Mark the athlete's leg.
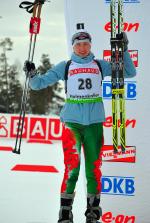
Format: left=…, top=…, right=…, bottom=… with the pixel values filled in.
left=83, top=123, right=103, bottom=222
left=58, top=123, right=82, bottom=222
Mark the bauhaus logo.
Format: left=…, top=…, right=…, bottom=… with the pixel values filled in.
left=104, top=22, right=140, bottom=32
left=10, top=116, right=63, bottom=141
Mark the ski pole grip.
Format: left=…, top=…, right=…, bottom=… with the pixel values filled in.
left=19, top=1, right=34, bottom=13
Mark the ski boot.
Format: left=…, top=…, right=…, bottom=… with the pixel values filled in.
left=85, top=194, right=102, bottom=223
left=58, top=193, right=75, bottom=223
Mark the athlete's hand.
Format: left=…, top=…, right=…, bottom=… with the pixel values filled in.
left=116, top=32, right=129, bottom=52
left=23, top=60, right=37, bottom=78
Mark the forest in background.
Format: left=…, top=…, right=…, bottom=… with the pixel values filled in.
left=0, top=38, right=65, bottom=115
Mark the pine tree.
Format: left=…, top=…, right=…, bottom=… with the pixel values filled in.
left=0, top=38, right=23, bottom=113
left=8, top=64, right=23, bottom=113
left=29, top=54, right=65, bottom=115
left=0, top=38, right=12, bottom=112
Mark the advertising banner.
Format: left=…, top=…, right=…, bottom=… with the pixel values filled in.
left=64, top=0, right=150, bottom=222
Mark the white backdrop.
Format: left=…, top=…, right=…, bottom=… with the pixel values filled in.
left=64, top=0, right=150, bottom=222
left=0, top=0, right=150, bottom=223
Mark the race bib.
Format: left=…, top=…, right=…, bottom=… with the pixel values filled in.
left=66, top=61, right=103, bottom=103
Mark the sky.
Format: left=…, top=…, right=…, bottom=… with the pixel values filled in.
left=0, top=0, right=69, bottom=68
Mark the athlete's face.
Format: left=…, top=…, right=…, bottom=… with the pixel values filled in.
left=73, top=42, right=91, bottom=57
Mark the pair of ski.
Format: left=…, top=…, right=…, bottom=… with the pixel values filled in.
left=110, top=0, right=126, bottom=153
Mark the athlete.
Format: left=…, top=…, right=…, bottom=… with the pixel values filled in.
left=24, top=31, right=136, bottom=223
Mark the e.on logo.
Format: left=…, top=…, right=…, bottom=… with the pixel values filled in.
left=104, top=22, right=140, bottom=32
left=103, top=116, right=136, bottom=129
left=102, top=211, right=135, bottom=223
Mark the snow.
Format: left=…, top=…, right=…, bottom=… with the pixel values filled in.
left=0, top=137, right=150, bottom=223
left=0, top=139, right=86, bottom=223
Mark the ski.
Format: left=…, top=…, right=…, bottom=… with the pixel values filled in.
left=110, top=0, right=118, bottom=153
left=118, top=0, right=126, bottom=153
left=110, top=0, right=126, bottom=153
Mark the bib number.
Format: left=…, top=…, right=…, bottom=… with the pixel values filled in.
left=78, top=78, right=92, bottom=90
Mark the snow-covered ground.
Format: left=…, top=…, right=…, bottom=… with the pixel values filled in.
left=0, top=139, right=87, bottom=223
left=0, top=138, right=150, bottom=223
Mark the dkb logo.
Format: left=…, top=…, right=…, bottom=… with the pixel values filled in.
left=102, top=81, right=137, bottom=100
left=102, top=176, right=135, bottom=196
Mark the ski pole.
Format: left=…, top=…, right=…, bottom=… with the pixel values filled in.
left=12, top=0, right=45, bottom=154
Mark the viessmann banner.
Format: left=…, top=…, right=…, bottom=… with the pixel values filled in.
left=64, top=0, right=150, bottom=222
